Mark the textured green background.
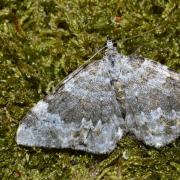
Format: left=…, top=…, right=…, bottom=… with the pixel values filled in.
left=0, top=0, right=180, bottom=179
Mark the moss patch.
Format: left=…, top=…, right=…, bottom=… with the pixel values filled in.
left=0, top=0, right=179, bottom=179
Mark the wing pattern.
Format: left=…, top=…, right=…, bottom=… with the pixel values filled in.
left=16, top=40, right=180, bottom=153
left=113, top=55, right=180, bottom=148
left=16, top=59, right=126, bottom=153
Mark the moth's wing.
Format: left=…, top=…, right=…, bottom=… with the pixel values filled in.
left=113, top=55, right=180, bottom=148
left=16, top=59, right=126, bottom=154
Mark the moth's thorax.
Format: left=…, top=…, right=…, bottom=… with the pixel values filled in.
left=106, top=39, right=114, bottom=49
left=105, top=40, right=118, bottom=57
left=104, top=40, right=118, bottom=68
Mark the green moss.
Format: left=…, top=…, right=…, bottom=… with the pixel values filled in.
left=0, top=0, right=179, bottom=179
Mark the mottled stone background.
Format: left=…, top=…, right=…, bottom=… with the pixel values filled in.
left=0, top=0, right=179, bottom=179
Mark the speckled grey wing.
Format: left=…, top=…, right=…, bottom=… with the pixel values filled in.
left=16, top=59, right=125, bottom=154
left=113, top=55, right=180, bottom=148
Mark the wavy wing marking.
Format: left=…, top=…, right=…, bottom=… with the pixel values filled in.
left=114, top=55, right=180, bottom=148
left=16, top=59, right=125, bottom=154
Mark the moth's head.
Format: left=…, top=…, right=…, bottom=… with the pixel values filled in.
left=106, top=37, right=117, bottom=50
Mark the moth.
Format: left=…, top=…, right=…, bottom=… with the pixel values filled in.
left=16, top=39, right=180, bottom=154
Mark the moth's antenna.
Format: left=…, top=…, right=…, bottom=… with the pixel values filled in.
left=54, top=40, right=109, bottom=91
left=86, top=37, right=118, bottom=62
left=121, top=27, right=157, bottom=42
left=87, top=45, right=106, bottom=62
left=120, top=26, right=159, bottom=56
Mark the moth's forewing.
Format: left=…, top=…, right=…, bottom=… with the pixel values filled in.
left=113, top=55, right=180, bottom=148
left=16, top=58, right=126, bottom=154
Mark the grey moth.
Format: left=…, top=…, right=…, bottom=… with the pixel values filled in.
left=16, top=39, right=180, bottom=154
